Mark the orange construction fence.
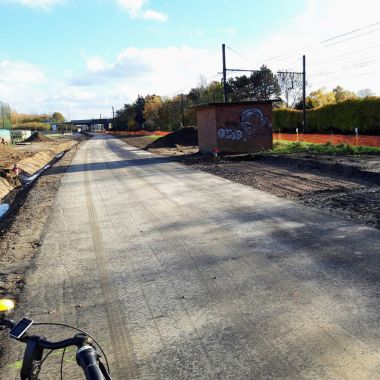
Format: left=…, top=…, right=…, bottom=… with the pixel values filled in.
left=274, top=133, right=380, bottom=147
left=105, top=130, right=380, bottom=147
left=105, top=130, right=170, bottom=136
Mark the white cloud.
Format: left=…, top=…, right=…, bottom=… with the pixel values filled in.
left=217, top=27, right=235, bottom=35
left=0, top=60, right=45, bottom=84
left=0, top=45, right=220, bottom=118
left=142, top=9, right=167, bottom=21
left=0, top=60, right=50, bottom=114
left=85, top=56, right=109, bottom=72
left=117, top=0, right=167, bottom=21
left=117, top=0, right=144, bottom=16
left=239, top=0, right=380, bottom=94
left=0, top=0, right=64, bottom=10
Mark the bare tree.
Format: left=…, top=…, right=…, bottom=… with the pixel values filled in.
left=277, top=71, right=304, bottom=108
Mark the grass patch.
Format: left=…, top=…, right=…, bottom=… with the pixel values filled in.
left=272, top=140, right=380, bottom=155
left=146, top=135, right=161, bottom=139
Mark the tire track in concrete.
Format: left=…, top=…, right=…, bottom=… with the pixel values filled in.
left=101, top=142, right=321, bottom=377
left=91, top=139, right=218, bottom=378
left=83, top=148, right=139, bottom=380
left=90, top=158, right=166, bottom=379
left=104, top=138, right=380, bottom=378
left=93, top=152, right=220, bottom=379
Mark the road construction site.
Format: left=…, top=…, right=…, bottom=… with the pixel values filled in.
left=0, top=133, right=379, bottom=379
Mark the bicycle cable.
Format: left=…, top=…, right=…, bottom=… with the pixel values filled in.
left=40, top=349, right=54, bottom=366
left=60, top=347, right=66, bottom=380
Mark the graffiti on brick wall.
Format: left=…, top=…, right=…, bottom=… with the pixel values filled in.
left=217, top=108, right=271, bottom=143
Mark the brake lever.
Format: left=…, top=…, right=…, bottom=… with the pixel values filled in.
left=0, top=318, right=16, bottom=330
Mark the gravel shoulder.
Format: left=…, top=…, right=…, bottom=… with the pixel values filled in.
left=0, top=142, right=83, bottom=300
left=177, top=153, right=380, bottom=229
left=0, top=142, right=84, bottom=370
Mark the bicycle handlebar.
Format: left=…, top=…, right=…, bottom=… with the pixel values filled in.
left=20, top=335, right=76, bottom=350
left=0, top=318, right=111, bottom=380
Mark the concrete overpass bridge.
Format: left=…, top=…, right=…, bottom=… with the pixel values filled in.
left=69, top=118, right=113, bottom=131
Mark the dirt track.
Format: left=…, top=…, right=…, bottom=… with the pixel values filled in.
left=176, top=153, right=380, bottom=229
left=117, top=135, right=380, bottom=229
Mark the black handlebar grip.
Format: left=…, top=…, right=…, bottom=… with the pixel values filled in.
left=76, top=345, right=105, bottom=380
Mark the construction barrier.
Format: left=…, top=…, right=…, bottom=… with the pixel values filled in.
left=273, top=133, right=380, bottom=147
left=105, top=130, right=170, bottom=136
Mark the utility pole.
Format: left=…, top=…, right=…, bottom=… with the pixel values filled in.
left=222, top=44, right=228, bottom=103
left=112, top=106, right=115, bottom=130
left=1, top=102, right=5, bottom=129
left=181, top=94, right=185, bottom=127
left=302, top=55, right=306, bottom=132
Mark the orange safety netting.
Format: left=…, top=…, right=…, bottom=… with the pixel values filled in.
left=105, top=130, right=170, bottom=136
left=273, top=133, right=380, bottom=147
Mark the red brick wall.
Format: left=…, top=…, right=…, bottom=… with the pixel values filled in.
left=197, top=102, right=273, bottom=153
left=197, top=107, right=217, bottom=152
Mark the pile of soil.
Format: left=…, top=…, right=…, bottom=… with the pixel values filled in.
left=146, top=127, right=198, bottom=149
left=24, top=132, right=52, bottom=142
left=0, top=145, right=31, bottom=169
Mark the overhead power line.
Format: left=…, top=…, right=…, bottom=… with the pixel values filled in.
left=321, top=20, right=380, bottom=43
left=226, top=45, right=253, bottom=65
left=251, top=20, right=380, bottom=67
left=311, top=43, right=380, bottom=65
left=324, top=27, right=380, bottom=47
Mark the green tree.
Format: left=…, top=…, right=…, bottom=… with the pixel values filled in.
left=333, top=86, right=357, bottom=103
left=134, top=95, right=145, bottom=129
left=251, top=65, right=281, bottom=100
left=204, top=81, right=224, bottom=103
left=115, top=103, right=135, bottom=130
left=227, top=75, right=253, bottom=101
left=226, top=65, right=280, bottom=101
left=143, top=95, right=163, bottom=130
left=304, top=88, right=336, bottom=108
left=51, top=112, right=65, bottom=123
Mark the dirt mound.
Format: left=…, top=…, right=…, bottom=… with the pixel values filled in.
left=0, top=145, right=30, bottom=168
left=147, top=127, right=198, bottom=149
left=24, top=132, right=52, bottom=142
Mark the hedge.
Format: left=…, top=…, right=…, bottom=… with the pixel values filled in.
left=273, top=97, right=380, bottom=135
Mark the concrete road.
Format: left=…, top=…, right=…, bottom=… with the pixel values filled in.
left=7, top=135, right=380, bottom=379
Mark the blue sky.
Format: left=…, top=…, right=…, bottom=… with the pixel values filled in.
left=0, top=0, right=379, bottom=118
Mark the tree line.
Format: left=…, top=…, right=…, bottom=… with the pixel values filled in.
left=114, top=65, right=284, bottom=132
left=6, top=111, right=66, bottom=130
left=114, top=65, right=375, bottom=132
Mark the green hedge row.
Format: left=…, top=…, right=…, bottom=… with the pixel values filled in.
left=273, top=98, right=380, bottom=135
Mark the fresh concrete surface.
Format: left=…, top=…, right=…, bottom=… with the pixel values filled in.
left=6, top=134, right=380, bottom=379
